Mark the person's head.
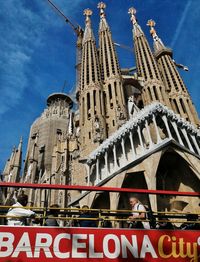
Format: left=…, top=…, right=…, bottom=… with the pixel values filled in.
left=129, top=197, right=139, bottom=208
left=49, top=204, right=60, bottom=216
left=81, top=205, right=90, bottom=214
left=17, top=194, right=28, bottom=206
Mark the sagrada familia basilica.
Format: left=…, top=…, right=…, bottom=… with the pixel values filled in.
left=2, top=3, right=200, bottom=215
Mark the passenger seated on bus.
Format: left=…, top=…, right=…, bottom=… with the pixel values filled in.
left=101, top=217, right=112, bottom=228
left=45, top=204, right=60, bottom=227
left=128, top=197, right=150, bottom=229
left=77, top=205, right=97, bottom=227
left=180, top=213, right=200, bottom=230
left=6, top=193, right=35, bottom=226
left=156, top=217, right=174, bottom=230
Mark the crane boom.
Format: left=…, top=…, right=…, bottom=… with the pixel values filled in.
left=46, top=0, right=84, bottom=94
left=46, top=0, right=83, bottom=36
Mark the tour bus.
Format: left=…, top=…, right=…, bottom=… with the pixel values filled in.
left=0, top=182, right=199, bottom=262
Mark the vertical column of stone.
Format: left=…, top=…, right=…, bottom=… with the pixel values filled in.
left=147, top=19, right=199, bottom=126
left=128, top=8, right=170, bottom=108
left=98, top=2, right=127, bottom=135
left=79, top=8, right=106, bottom=157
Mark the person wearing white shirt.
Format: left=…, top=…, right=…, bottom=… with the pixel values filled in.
left=6, top=193, right=35, bottom=226
left=128, top=197, right=150, bottom=229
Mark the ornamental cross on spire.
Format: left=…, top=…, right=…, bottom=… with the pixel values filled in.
left=147, top=19, right=157, bottom=38
left=97, top=2, right=106, bottom=18
left=128, top=7, right=137, bottom=25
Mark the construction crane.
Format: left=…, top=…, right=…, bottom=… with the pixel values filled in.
left=114, top=42, right=133, bottom=52
left=172, top=59, right=189, bottom=71
left=114, top=42, right=136, bottom=74
left=46, top=0, right=84, bottom=93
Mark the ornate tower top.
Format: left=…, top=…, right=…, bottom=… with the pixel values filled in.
left=128, top=7, right=137, bottom=25
left=128, top=7, right=143, bottom=37
left=83, top=8, right=95, bottom=43
left=97, top=2, right=106, bottom=18
left=147, top=19, right=156, bottom=37
left=98, top=2, right=109, bottom=31
left=146, top=19, right=165, bottom=51
left=84, top=8, right=93, bottom=22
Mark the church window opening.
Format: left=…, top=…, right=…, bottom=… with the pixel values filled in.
left=114, top=82, right=117, bottom=97
left=99, top=91, right=102, bottom=114
left=153, top=86, right=159, bottom=100
left=82, top=97, right=85, bottom=125
left=87, top=93, right=91, bottom=119
left=108, top=84, right=112, bottom=99
left=94, top=90, right=96, bottom=114
left=173, top=99, right=180, bottom=114
left=180, top=98, right=186, bottom=114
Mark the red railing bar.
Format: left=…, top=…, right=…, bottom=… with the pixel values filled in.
left=0, top=182, right=199, bottom=197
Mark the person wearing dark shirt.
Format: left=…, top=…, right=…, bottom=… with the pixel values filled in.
left=180, top=213, right=200, bottom=230
left=45, top=204, right=60, bottom=227
left=78, top=205, right=97, bottom=227
left=156, top=217, right=174, bottom=230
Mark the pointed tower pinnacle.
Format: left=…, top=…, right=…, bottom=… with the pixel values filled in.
left=147, top=19, right=165, bottom=52
left=79, top=8, right=106, bottom=156
left=3, top=138, right=23, bottom=184
left=83, top=9, right=94, bottom=43
left=128, top=7, right=144, bottom=37
left=147, top=19, right=199, bottom=125
left=128, top=7, right=170, bottom=108
left=98, top=2, right=109, bottom=31
left=98, top=2, right=127, bottom=134
left=11, top=137, right=23, bottom=183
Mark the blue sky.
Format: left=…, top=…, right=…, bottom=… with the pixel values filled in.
left=0, top=0, right=200, bottom=171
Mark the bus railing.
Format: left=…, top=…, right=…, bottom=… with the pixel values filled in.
left=0, top=182, right=199, bottom=228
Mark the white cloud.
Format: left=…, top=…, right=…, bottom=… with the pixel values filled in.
left=0, top=1, right=45, bottom=116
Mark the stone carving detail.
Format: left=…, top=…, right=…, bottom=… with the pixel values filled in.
left=116, top=105, right=126, bottom=128
left=93, top=117, right=104, bottom=143
left=128, top=96, right=140, bottom=117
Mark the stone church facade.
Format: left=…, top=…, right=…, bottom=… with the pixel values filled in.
left=2, top=3, right=200, bottom=215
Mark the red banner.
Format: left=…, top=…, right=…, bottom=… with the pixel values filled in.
left=0, top=226, right=199, bottom=261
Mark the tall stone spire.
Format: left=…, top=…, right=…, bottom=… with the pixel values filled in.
left=128, top=7, right=170, bottom=107
left=98, top=2, right=127, bottom=134
left=147, top=19, right=199, bottom=125
left=2, top=138, right=22, bottom=184
left=12, top=137, right=23, bottom=183
left=79, top=8, right=106, bottom=156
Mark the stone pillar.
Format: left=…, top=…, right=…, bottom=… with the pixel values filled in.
left=104, top=151, right=109, bottom=175
left=129, top=131, right=136, bottom=159
left=121, top=138, right=127, bottom=161
left=190, top=134, right=200, bottom=155
left=162, top=115, right=172, bottom=139
left=181, top=129, right=194, bottom=153
left=145, top=120, right=154, bottom=148
left=152, top=115, right=161, bottom=143
left=87, top=165, right=91, bottom=186
left=137, top=126, right=144, bottom=153
left=96, top=158, right=100, bottom=184
left=113, top=145, right=118, bottom=169
left=170, top=121, right=184, bottom=146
